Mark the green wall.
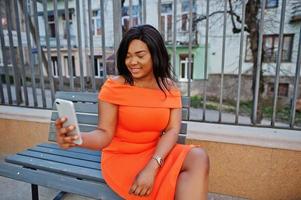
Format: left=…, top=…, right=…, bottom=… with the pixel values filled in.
left=167, top=45, right=207, bottom=80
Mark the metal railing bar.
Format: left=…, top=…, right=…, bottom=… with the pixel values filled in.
left=33, top=0, right=46, bottom=107
left=129, top=0, right=133, bottom=28
left=64, top=0, right=75, bottom=90
left=76, top=0, right=85, bottom=91
left=54, top=0, right=63, bottom=91
left=235, top=0, right=246, bottom=124
left=202, top=0, right=209, bottom=121
left=100, top=0, right=107, bottom=79
left=252, top=0, right=266, bottom=124
left=172, top=0, right=177, bottom=76
left=289, top=26, right=301, bottom=128
left=113, top=0, right=122, bottom=75
left=6, top=0, right=22, bottom=105
left=43, top=0, right=55, bottom=103
left=23, top=0, right=38, bottom=107
left=0, top=8, right=12, bottom=104
left=14, top=0, right=29, bottom=106
left=218, top=0, right=227, bottom=122
left=187, top=0, right=194, bottom=120
left=158, top=0, right=161, bottom=33
left=88, top=0, right=96, bottom=92
left=142, top=0, right=146, bottom=24
left=271, top=0, right=287, bottom=126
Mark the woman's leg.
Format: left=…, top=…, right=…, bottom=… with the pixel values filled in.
left=175, top=147, right=210, bottom=200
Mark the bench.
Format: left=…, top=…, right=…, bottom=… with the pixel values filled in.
left=0, top=91, right=189, bottom=200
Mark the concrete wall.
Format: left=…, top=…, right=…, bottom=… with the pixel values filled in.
left=186, top=139, right=301, bottom=200
left=0, top=119, right=49, bottom=157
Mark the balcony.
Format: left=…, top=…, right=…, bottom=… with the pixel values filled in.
left=290, top=0, right=301, bottom=23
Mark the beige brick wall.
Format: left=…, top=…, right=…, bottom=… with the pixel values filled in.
left=187, top=139, right=301, bottom=200
left=0, top=119, right=49, bottom=157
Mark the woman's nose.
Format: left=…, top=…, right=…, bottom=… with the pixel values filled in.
left=129, top=57, right=138, bottom=65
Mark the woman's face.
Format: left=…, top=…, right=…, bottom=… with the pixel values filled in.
left=125, top=39, right=154, bottom=81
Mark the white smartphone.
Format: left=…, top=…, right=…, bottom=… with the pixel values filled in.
left=55, top=98, right=83, bottom=145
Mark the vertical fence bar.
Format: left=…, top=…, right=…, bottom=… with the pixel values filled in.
left=0, top=8, right=12, bottom=104
left=6, top=0, right=22, bottom=105
left=142, top=0, right=146, bottom=24
left=129, top=0, right=133, bottom=28
left=88, top=0, right=96, bottom=91
left=218, top=0, right=227, bottom=122
left=113, top=0, right=122, bottom=74
left=54, top=0, right=63, bottom=90
left=100, top=0, right=107, bottom=79
left=172, top=0, right=177, bottom=75
left=14, top=0, right=29, bottom=106
left=202, top=0, right=209, bottom=121
left=289, top=27, right=301, bottom=128
left=252, top=0, right=266, bottom=124
left=23, top=0, right=38, bottom=107
left=158, top=0, right=161, bottom=32
left=235, top=0, right=246, bottom=124
left=43, top=0, right=55, bottom=103
left=33, top=0, right=46, bottom=107
left=64, top=0, right=74, bottom=90
left=76, top=0, right=85, bottom=91
left=271, top=0, right=287, bottom=126
left=186, top=0, right=194, bottom=120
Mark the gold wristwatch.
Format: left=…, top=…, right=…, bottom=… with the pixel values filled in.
left=152, top=156, right=164, bottom=167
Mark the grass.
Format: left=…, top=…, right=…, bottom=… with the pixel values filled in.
left=190, top=95, right=301, bottom=125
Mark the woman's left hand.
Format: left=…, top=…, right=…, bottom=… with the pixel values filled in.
left=129, top=161, right=159, bottom=196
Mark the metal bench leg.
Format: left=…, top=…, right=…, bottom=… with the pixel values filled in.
left=31, top=184, right=39, bottom=200
left=53, top=191, right=67, bottom=200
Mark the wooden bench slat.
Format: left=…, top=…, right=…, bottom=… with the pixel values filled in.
left=56, top=92, right=98, bottom=103
left=51, top=112, right=98, bottom=125
left=0, top=163, right=122, bottom=200
left=54, top=102, right=98, bottom=114
left=5, top=154, right=104, bottom=182
left=30, top=146, right=101, bottom=162
left=38, top=143, right=101, bottom=156
left=18, top=150, right=100, bottom=170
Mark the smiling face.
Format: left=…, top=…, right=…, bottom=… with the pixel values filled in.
left=125, top=39, right=154, bottom=81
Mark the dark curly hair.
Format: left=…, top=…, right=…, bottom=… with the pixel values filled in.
left=117, top=24, right=175, bottom=92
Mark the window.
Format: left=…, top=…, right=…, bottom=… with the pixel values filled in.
left=161, top=3, right=173, bottom=42
left=63, top=56, right=76, bottom=77
left=48, top=15, right=56, bottom=38
left=181, top=0, right=197, bottom=32
left=267, top=82, right=289, bottom=97
left=92, top=10, right=102, bottom=36
left=179, top=54, right=193, bottom=81
left=94, top=56, right=104, bottom=78
left=51, top=56, right=58, bottom=77
left=122, top=5, right=140, bottom=32
left=245, top=34, right=294, bottom=63
left=265, top=0, right=278, bottom=9
left=0, top=47, right=12, bottom=66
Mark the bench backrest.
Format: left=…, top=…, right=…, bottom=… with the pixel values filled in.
left=49, top=91, right=189, bottom=144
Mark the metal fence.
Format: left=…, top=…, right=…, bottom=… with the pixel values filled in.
left=0, top=0, right=300, bottom=130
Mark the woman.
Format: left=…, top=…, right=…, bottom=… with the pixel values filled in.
left=56, top=24, right=209, bottom=200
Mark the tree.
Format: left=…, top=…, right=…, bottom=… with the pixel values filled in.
left=194, top=0, right=266, bottom=123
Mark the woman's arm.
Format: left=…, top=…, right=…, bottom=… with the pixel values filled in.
left=56, top=100, right=118, bottom=150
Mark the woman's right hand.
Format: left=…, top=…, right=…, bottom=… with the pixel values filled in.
left=55, top=117, right=79, bottom=149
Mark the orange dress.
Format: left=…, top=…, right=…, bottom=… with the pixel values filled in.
left=98, top=78, right=192, bottom=200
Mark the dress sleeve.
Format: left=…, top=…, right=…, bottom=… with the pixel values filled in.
left=98, top=79, right=182, bottom=108
left=98, top=79, right=124, bottom=105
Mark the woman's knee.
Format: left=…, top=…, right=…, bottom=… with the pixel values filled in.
left=186, top=147, right=210, bottom=174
